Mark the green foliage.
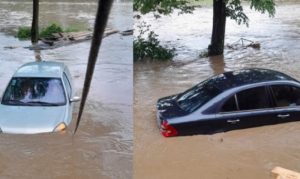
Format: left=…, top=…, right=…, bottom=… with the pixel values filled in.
left=16, top=24, right=80, bottom=40
left=226, top=0, right=249, bottom=26
left=250, top=0, right=275, bottom=17
left=134, top=0, right=275, bottom=26
left=225, top=0, right=275, bottom=27
left=134, top=22, right=175, bottom=61
left=134, top=0, right=195, bottom=15
left=39, top=23, right=63, bottom=38
left=16, top=27, right=31, bottom=39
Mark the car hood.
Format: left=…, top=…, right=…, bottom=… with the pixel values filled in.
left=0, top=104, right=67, bottom=134
left=157, top=94, right=188, bottom=119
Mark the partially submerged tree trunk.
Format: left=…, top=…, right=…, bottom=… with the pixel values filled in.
left=31, top=0, right=39, bottom=44
left=208, top=0, right=226, bottom=56
left=74, top=0, right=114, bottom=134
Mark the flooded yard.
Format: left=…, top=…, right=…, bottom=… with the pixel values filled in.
left=0, top=0, right=132, bottom=179
left=134, top=2, right=300, bottom=179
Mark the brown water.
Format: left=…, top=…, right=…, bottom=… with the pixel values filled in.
left=134, top=2, right=300, bottom=179
left=0, top=1, right=132, bottom=179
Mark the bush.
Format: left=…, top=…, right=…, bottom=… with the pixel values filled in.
left=39, top=23, right=63, bottom=38
left=134, top=22, right=175, bottom=61
left=16, top=24, right=83, bottom=40
left=16, top=27, right=31, bottom=39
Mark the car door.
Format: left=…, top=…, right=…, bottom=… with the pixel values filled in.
left=269, top=84, right=300, bottom=124
left=212, top=95, right=240, bottom=133
left=216, top=86, right=277, bottom=132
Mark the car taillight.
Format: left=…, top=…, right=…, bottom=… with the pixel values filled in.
left=160, top=120, right=178, bottom=137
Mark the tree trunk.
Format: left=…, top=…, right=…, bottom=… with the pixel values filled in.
left=74, top=0, right=114, bottom=134
left=208, top=0, right=226, bottom=56
left=31, top=0, right=39, bottom=44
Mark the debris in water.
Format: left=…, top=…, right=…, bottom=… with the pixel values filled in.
left=26, top=28, right=119, bottom=50
left=120, top=29, right=133, bottom=36
left=199, top=49, right=209, bottom=58
left=4, top=46, right=19, bottom=49
left=226, top=38, right=261, bottom=50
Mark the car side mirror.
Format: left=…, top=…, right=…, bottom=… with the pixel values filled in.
left=70, top=96, right=80, bottom=103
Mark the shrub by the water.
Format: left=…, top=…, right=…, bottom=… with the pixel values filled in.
left=39, top=23, right=63, bottom=38
left=134, top=22, right=175, bottom=61
left=16, top=27, right=31, bottom=39
left=16, top=24, right=80, bottom=40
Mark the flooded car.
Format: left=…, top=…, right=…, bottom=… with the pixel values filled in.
left=157, top=68, right=300, bottom=137
left=0, top=61, right=80, bottom=134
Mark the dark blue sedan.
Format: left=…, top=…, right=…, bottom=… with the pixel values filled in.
left=156, top=68, right=300, bottom=137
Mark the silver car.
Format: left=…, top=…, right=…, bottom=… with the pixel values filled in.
left=0, top=61, right=80, bottom=134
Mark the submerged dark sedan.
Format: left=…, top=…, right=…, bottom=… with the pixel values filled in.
left=156, top=68, right=300, bottom=137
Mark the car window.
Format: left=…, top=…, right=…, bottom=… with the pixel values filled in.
left=220, top=95, right=238, bottom=112
left=236, top=86, right=270, bottom=111
left=271, top=85, right=300, bottom=107
left=63, top=73, right=71, bottom=98
left=1, top=77, right=66, bottom=106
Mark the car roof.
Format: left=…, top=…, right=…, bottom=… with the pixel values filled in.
left=205, top=68, right=298, bottom=92
left=13, top=61, right=67, bottom=78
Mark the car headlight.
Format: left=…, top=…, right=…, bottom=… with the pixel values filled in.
left=53, top=122, right=66, bottom=132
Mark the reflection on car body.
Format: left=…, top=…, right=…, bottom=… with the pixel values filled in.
left=156, top=68, right=300, bottom=137
left=0, top=61, right=80, bottom=134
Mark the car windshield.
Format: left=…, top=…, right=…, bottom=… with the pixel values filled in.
left=176, top=78, right=221, bottom=113
left=1, top=77, right=66, bottom=106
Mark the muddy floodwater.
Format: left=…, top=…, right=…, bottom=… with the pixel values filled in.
left=134, top=2, right=300, bottom=179
left=0, top=0, right=132, bottom=179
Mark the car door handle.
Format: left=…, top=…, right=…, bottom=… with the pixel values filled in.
left=227, top=119, right=240, bottom=124
left=277, top=114, right=290, bottom=118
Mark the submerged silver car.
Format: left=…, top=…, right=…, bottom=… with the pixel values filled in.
left=0, top=61, right=80, bottom=134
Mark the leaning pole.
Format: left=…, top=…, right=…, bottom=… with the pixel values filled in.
left=74, top=0, right=114, bottom=134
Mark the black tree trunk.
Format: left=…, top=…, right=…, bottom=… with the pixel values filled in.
left=74, top=0, right=114, bottom=133
left=31, top=0, right=39, bottom=44
left=208, top=0, right=226, bottom=56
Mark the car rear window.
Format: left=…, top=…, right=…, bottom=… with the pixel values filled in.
left=1, top=77, right=66, bottom=106
left=271, top=85, right=300, bottom=107
left=176, top=80, right=221, bottom=113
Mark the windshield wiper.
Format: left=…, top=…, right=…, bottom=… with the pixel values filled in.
left=27, top=101, right=60, bottom=106
left=3, top=100, right=26, bottom=105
